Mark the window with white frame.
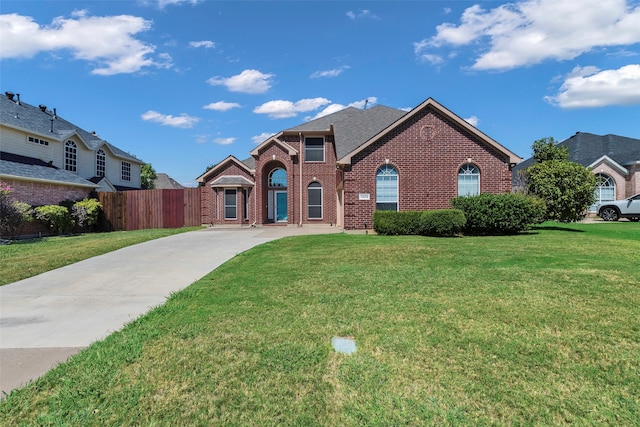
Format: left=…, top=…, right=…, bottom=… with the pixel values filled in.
left=29, top=136, right=49, bottom=146
left=591, top=173, right=616, bottom=212
left=304, top=137, right=324, bottom=162
left=96, top=149, right=106, bottom=177
left=308, top=182, right=322, bottom=219
left=458, top=164, right=480, bottom=196
left=65, top=140, right=77, bottom=172
left=224, top=189, right=237, bottom=220
left=376, top=165, right=398, bottom=211
left=268, top=168, right=287, bottom=187
left=121, top=161, right=131, bottom=182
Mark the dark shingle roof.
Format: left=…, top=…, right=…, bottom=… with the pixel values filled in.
left=1, top=93, right=141, bottom=163
left=0, top=151, right=99, bottom=188
left=514, top=132, right=640, bottom=173
left=285, top=105, right=407, bottom=159
left=241, top=157, right=256, bottom=170
left=154, top=173, right=185, bottom=189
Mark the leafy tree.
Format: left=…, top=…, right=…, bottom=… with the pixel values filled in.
left=524, top=137, right=596, bottom=222
left=141, top=163, right=157, bottom=189
left=532, top=137, right=569, bottom=162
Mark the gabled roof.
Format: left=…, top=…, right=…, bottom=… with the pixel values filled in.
left=210, top=175, right=254, bottom=188
left=587, top=155, right=629, bottom=175
left=283, top=105, right=407, bottom=160
left=338, top=98, right=522, bottom=165
left=513, top=132, right=640, bottom=173
left=154, top=173, right=185, bottom=189
left=250, top=134, right=298, bottom=157
left=196, top=155, right=254, bottom=183
left=0, top=151, right=99, bottom=188
left=1, top=92, right=142, bottom=164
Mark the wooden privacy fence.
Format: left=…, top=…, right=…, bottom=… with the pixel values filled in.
left=98, top=188, right=201, bottom=231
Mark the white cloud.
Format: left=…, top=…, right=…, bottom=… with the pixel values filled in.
left=156, top=0, right=202, bottom=9
left=253, top=98, right=331, bottom=119
left=545, top=64, right=640, bottom=108
left=195, top=134, right=209, bottom=144
left=141, top=110, right=200, bottom=128
left=310, top=65, right=351, bottom=79
left=203, top=101, right=241, bottom=111
left=346, top=10, right=380, bottom=20
left=252, top=132, right=275, bottom=144
left=207, top=69, right=274, bottom=94
left=213, top=137, right=236, bottom=145
left=414, top=0, right=640, bottom=70
left=464, top=116, right=480, bottom=127
left=306, top=97, right=378, bottom=120
left=0, top=11, right=168, bottom=75
left=189, top=40, right=215, bottom=49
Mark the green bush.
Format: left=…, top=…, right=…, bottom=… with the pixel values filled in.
left=72, top=198, right=102, bottom=231
left=451, top=193, right=546, bottom=235
left=373, top=209, right=466, bottom=237
left=35, top=205, right=74, bottom=235
left=0, top=182, right=33, bottom=239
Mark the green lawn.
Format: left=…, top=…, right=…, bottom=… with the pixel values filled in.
left=1, top=223, right=639, bottom=425
left=0, top=227, right=201, bottom=286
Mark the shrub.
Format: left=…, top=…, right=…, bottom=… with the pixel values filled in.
left=72, top=198, right=102, bottom=231
left=35, top=205, right=74, bottom=235
left=373, top=209, right=466, bottom=237
left=451, top=193, right=546, bottom=235
left=0, top=182, right=33, bottom=239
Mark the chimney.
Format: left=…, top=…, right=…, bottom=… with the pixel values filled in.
left=39, top=104, right=47, bottom=112
left=16, top=94, right=21, bottom=105
left=53, top=108, right=57, bottom=119
left=5, top=91, right=14, bottom=101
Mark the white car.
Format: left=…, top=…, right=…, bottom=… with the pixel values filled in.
left=597, top=193, right=640, bottom=222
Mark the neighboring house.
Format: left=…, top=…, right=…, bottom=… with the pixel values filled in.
left=513, top=132, right=640, bottom=211
left=0, top=91, right=144, bottom=206
left=154, top=173, right=185, bottom=189
left=197, top=97, right=522, bottom=230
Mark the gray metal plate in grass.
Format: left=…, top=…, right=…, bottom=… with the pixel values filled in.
left=332, top=336, right=356, bottom=354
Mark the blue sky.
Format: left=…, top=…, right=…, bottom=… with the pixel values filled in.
left=2, top=0, right=640, bottom=187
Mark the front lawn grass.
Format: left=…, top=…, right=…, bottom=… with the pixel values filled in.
left=0, top=227, right=201, bottom=286
left=1, top=222, right=639, bottom=425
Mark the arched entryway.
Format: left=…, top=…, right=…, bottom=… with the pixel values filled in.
left=267, top=166, right=288, bottom=222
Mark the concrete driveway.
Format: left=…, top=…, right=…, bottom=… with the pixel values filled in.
left=0, top=226, right=341, bottom=396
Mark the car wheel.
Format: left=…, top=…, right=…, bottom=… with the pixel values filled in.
left=600, top=207, right=620, bottom=221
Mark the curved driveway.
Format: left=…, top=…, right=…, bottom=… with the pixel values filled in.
left=0, top=226, right=341, bottom=396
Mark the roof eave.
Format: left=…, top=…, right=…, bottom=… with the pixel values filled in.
left=196, top=155, right=254, bottom=183
left=0, top=173, right=100, bottom=189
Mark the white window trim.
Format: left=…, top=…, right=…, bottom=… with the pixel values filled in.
left=308, top=182, right=323, bottom=220
left=304, top=137, right=325, bottom=163
left=224, top=189, right=237, bottom=220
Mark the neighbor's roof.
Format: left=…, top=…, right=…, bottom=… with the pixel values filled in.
left=0, top=92, right=142, bottom=164
left=154, top=173, right=184, bottom=189
left=0, top=152, right=99, bottom=188
left=514, top=132, right=640, bottom=172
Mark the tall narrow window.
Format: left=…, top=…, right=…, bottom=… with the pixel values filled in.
left=304, top=137, right=324, bottom=162
left=225, top=189, right=237, bottom=220
left=376, top=165, right=398, bottom=211
left=243, top=189, right=249, bottom=220
left=458, top=164, right=480, bottom=196
left=96, top=149, right=106, bottom=177
left=121, top=161, right=131, bottom=182
left=65, top=141, right=77, bottom=172
left=591, top=173, right=615, bottom=212
left=308, top=182, right=322, bottom=219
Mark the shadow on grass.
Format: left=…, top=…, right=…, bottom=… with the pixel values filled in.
left=530, top=225, right=585, bottom=233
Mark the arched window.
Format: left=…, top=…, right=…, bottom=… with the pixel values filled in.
left=376, top=165, right=398, bottom=211
left=65, top=141, right=77, bottom=172
left=96, top=149, right=106, bottom=177
left=268, top=168, right=287, bottom=187
left=591, top=173, right=616, bottom=212
left=458, top=164, right=480, bottom=196
left=308, top=182, right=322, bottom=219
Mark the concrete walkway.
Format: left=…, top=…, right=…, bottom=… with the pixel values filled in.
left=0, top=226, right=342, bottom=396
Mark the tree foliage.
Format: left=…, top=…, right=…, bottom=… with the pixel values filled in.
left=524, top=138, right=596, bottom=222
left=141, top=163, right=157, bottom=189
left=0, top=182, right=33, bottom=239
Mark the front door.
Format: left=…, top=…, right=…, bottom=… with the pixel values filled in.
left=275, top=191, right=288, bottom=222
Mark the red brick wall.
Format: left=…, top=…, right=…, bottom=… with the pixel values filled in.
left=4, top=179, right=92, bottom=206
left=343, top=107, right=513, bottom=229
left=200, top=161, right=255, bottom=226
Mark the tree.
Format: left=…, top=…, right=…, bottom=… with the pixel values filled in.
left=524, top=137, right=596, bottom=222
left=141, top=163, right=157, bottom=189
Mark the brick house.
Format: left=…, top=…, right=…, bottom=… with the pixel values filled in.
left=1, top=91, right=144, bottom=207
left=197, top=98, right=522, bottom=230
left=513, top=132, right=640, bottom=211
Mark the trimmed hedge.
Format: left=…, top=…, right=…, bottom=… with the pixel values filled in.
left=450, top=193, right=546, bottom=235
left=373, top=209, right=466, bottom=237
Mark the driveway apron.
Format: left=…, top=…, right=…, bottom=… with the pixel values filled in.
left=0, top=226, right=340, bottom=396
